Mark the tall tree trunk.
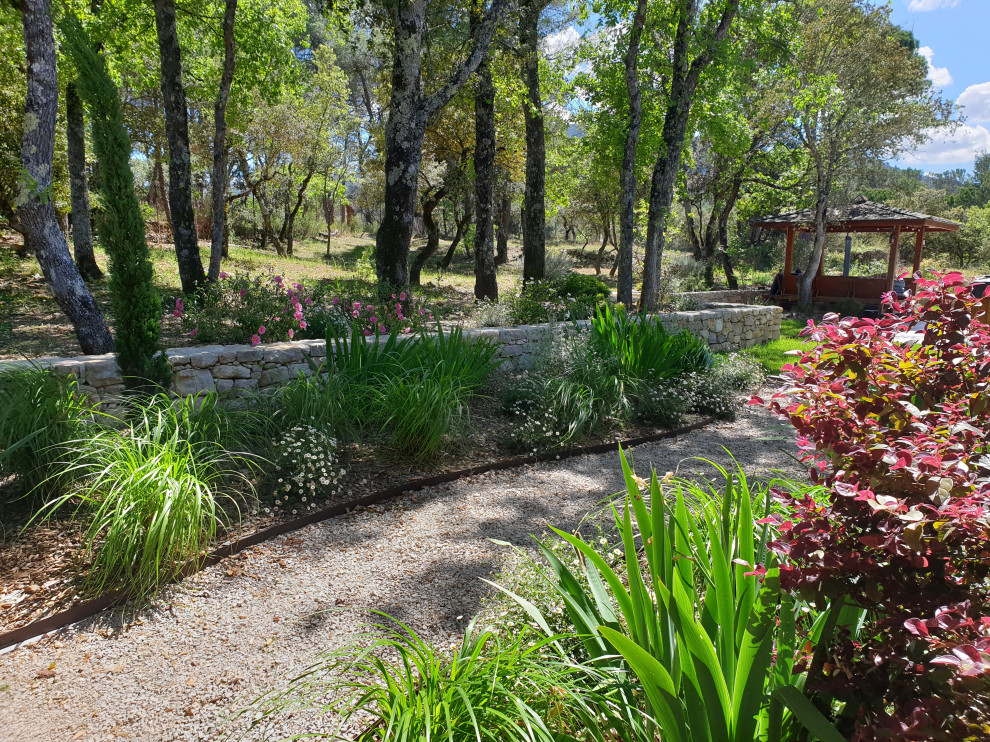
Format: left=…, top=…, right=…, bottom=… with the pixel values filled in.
left=472, top=42, right=498, bottom=301
left=153, top=0, right=205, bottom=293
left=66, top=84, right=103, bottom=281
left=236, top=152, right=284, bottom=255
left=495, top=193, right=510, bottom=266
left=17, top=0, right=113, bottom=354
left=797, top=187, right=829, bottom=309
left=519, top=0, right=545, bottom=284
left=153, top=152, right=172, bottom=236
left=209, top=0, right=236, bottom=282
left=617, top=0, right=648, bottom=308
left=376, top=0, right=507, bottom=294
left=639, top=0, right=740, bottom=312
left=410, top=183, right=447, bottom=285
left=281, top=169, right=314, bottom=258
left=440, top=197, right=473, bottom=269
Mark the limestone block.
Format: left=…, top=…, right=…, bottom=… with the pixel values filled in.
left=233, top=378, right=259, bottom=390
left=213, top=364, right=251, bottom=380
left=263, top=344, right=304, bottom=364
left=188, top=345, right=225, bottom=368
left=307, top=340, right=327, bottom=357
left=215, top=379, right=234, bottom=392
left=174, top=368, right=215, bottom=396
left=260, top=367, right=290, bottom=386
left=287, top=362, right=313, bottom=379
left=500, top=344, right=524, bottom=357
left=237, top=347, right=264, bottom=362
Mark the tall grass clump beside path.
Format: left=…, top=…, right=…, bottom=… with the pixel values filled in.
left=245, top=616, right=618, bottom=742
left=277, top=324, right=501, bottom=460
left=0, top=366, right=94, bottom=501
left=34, top=392, right=259, bottom=597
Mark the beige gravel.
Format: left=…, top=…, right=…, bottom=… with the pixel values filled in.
left=0, top=405, right=799, bottom=742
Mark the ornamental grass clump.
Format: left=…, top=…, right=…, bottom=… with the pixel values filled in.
left=756, top=272, right=990, bottom=739
left=246, top=616, right=616, bottom=741
left=0, top=367, right=93, bottom=499
left=36, top=395, right=255, bottom=597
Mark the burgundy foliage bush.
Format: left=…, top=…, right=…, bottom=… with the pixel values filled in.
left=755, top=273, right=990, bottom=740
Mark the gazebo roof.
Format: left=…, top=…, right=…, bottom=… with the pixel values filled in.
left=751, top=195, right=961, bottom=234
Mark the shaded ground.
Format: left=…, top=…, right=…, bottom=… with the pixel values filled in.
left=0, top=404, right=799, bottom=742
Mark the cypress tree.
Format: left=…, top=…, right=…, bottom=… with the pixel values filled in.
left=60, top=17, right=170, bottom=390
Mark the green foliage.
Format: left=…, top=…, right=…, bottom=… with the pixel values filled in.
left=267, top=423, right=341, bottom=516
left=507, top=274, right=612, bottom=325
left=0, top=367, right=93, bottom=498
left=35, top=394, right=254, bottom=597
left=249, top=616, right=608, bottom=741
left=743, top=318, right=810, bottom=375
left=496, top=450, right=816, bottom=742
left=278, top=325, right=501, bottom=460
left=61, top=17, right=168, bottom=390
left=590, top=303, right=714, bottom=381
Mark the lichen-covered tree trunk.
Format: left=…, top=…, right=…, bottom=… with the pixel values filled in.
left=440, top=197, right=473, bottom=269
left=617, top=0, right=648, bottom=308
left=17, top=0, right=113, bottom=355
left=208, top=0, right=236, bottom=282
left=153, top=0, right=205, bottom=293
left=375, top=0, right=506, bottom=295
left=473, top=35, right=497, bottom=301
left=66, top=82, right=103, bottom=281
left=409, top=183, right=447, bottom=285
left=639, top=0, right=740, bottom=312
left=519, top=0, right=545, bottom=284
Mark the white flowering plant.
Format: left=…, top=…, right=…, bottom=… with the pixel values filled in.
left=265, top=424, right=343, bottom=516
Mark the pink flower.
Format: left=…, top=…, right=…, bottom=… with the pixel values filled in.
left=352, top=310, right=359, bottom=318
left=219, top=272, right=228, bottom=280
left=250, top=334, right=261, bottom=346
left=378, top=324, right=386, bottom=333
left=418, top=309, right=425, bottom=315
left=399, top=292, right=406, bottom=301
left=288, top=329, right=294, bottom=339
left=274, top=275, right=283, bottom=284
left=391, top=294, right=396, bottom=299
left=190, top=329, right=198, bottom=338
left=258, top=325, right=266, bottom=335
left=353, top=302, right=361, bottom=310
left=239, top=289, right=246, bottom=298
left=370, top=316, right=377, bottom=323
left=298, top=321, right=307, bottom=330
left=402, top=327, right=411, bottom=334
left=364, top=329, right=372, bottom=336
left=332, top=298, right=339, bottom=305
left=294, top=311, right=303, bottom=321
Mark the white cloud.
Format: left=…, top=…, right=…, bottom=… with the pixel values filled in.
left=905, top=123, right=990, bottom=165
left=919, top=46, right=953, bottom=87
left=908, top=0, right=960, bottom=11
left=542, top=27, right=581, bottom=59
left=958, top=82, right=990, bottom=123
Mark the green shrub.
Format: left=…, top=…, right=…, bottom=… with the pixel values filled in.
left=554, top=273, right=610, bottom=316
left=834, top=297, right=864, bottom=318
left=496, top=451, right=827, bottom=742
left=37, top=397, right=253, bottom=596
left=267, top=423, right=341, bottom=516
left=61, top=17, right=169, bottom=390
left=507, top=274, right=612, bottom=325
left=0, top=367, right=93, bottom=497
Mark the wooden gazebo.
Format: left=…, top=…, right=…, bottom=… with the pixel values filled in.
left=751, top=196, right=961, bottom=305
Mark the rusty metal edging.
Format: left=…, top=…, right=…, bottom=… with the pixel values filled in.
left=0, top=417, right=715, bottom=651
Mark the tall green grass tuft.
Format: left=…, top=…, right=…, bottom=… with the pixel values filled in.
left=0, top=366, right=94, bottom=498
left=591, top=302, right=714, bottom=381
left=36, top=394, right=255, bottom=597
left=278, top=324, right=501, bottom=459
left=247, top=616, right=617, bottom=741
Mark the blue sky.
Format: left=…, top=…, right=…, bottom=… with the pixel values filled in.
left=876, top=0, right=990, bottom=173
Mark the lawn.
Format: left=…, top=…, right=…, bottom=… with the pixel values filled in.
left=743, top=317, right=812, bottom=375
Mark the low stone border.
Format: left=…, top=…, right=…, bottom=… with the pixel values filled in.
left=0, top=304, right=781, bottom=402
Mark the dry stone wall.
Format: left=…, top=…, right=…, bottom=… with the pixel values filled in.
left=1, top=304, right=781, bottom=403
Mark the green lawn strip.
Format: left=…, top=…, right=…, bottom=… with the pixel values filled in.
left=744, top=318, right=814, bottom=375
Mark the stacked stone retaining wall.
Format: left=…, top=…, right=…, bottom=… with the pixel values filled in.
left=1, top=303, right=781, bottom=403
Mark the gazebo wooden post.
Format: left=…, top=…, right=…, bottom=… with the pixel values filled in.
left=912, top=228, right=925, bottom=276
left=886, top=225, right=902, bottom=291
left=783, top=227, right=795, bottom=278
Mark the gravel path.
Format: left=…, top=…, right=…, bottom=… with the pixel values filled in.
left=0, top=406, right=799, bottom=741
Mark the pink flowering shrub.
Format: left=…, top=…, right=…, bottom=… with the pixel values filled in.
left=755, top=273, right=990, bottom=740
left=176, top=271, right=309, bottom=345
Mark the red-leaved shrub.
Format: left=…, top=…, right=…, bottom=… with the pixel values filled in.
left=755, top=273, right=990, bottom=740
